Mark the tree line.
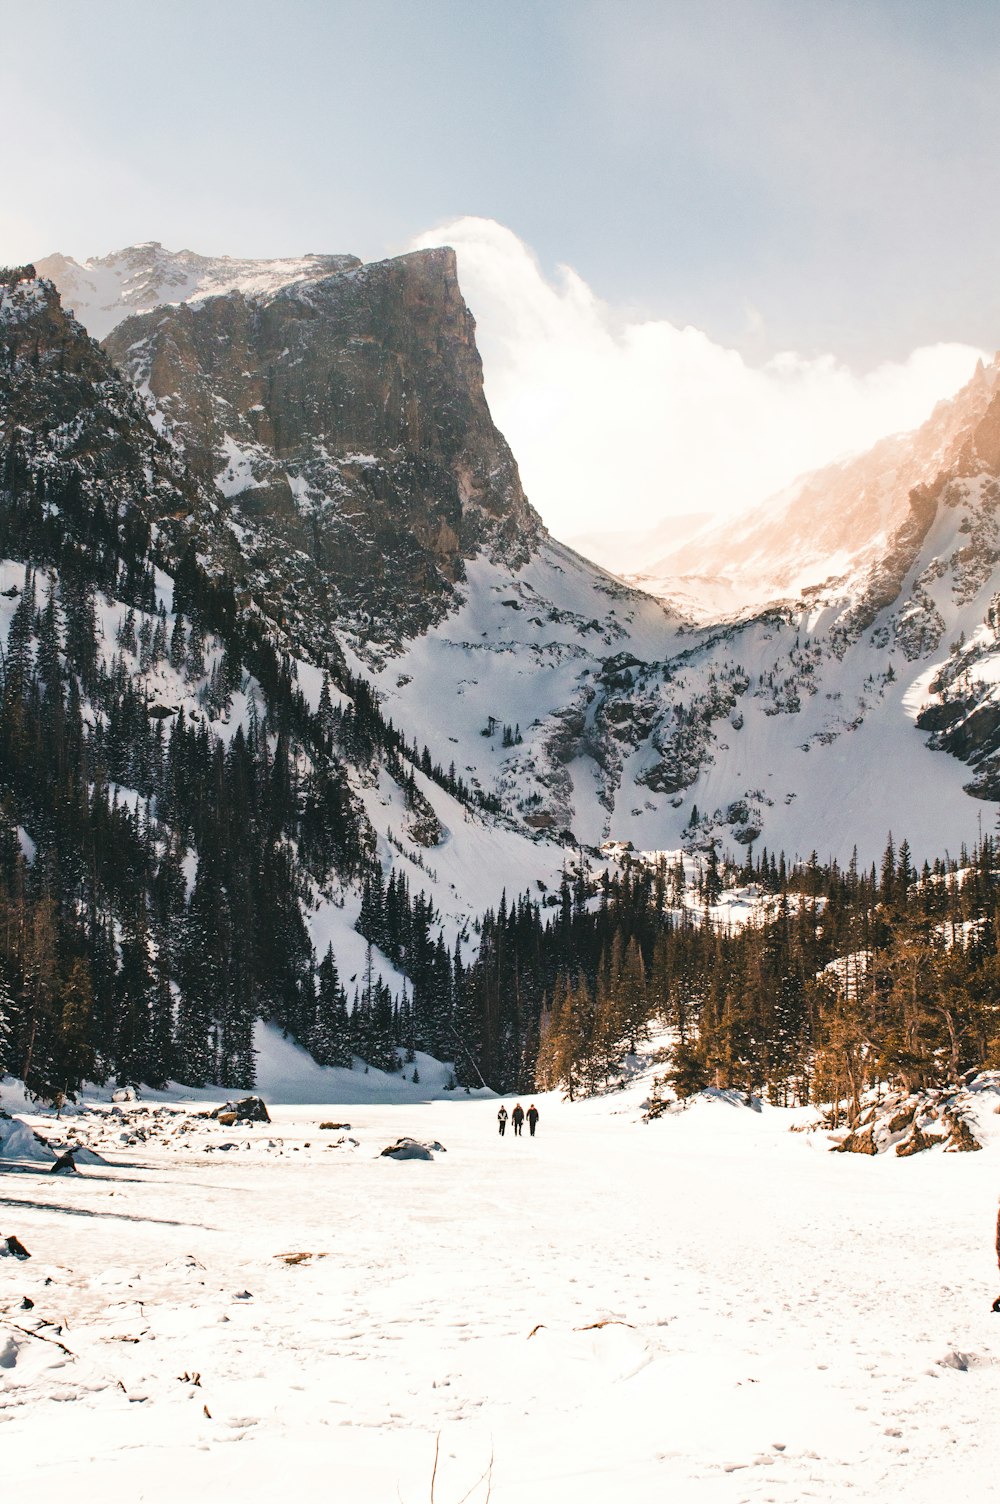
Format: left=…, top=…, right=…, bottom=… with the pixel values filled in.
left=463, top=837, right=1000, bottom=1107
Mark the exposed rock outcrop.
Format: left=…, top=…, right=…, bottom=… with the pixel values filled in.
left=104, top=249, right=541, bottom=648
left=380, top=1136, right=445, bottom=1160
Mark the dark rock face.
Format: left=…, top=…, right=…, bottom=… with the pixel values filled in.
left=209, top=1096, right=271, bottom=1124
left=960, top=389, right=1000, bottom=475
left=104, top=248, right=541, bottom=648
left=832, top=479, right=943, bottom=650
left=0, top=276, right=223, bottom=575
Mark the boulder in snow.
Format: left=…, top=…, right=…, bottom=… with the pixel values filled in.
left=826, top=1082, right=992, bottom=1156
left=380, top=1136, right=445, bottom=1161
left=209, top=1096, right=270, bottom=1124
left=0, top=1115, right=56, bottom=1164
left=70, top=1145, right=107, bottom=1166
left=1, top=1234, right=31, bottom=1259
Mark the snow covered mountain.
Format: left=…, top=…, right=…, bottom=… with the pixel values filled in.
left=35, top=243, right=361, bottom=342
left=34, top=240, right=1000, bottom=866
left=366, top=341, right=1000, bottom=865
left=9, top=243, right=1000, bottom=1106
left=633, top=354, right=1000, bottom=621
left=0, top=257, right=715, bottom=1100
left=12, top=234, right=1000, bottom=1121
left=20, top=242, right=1000, bottom=870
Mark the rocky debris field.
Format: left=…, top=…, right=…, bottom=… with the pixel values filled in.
left=823, top=1072, right=1000, bottom=1157
left=1, top=1100, right=368, bottom=1166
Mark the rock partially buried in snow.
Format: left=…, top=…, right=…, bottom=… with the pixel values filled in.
left=1, top=1234, right=31, bottom=1259
left=68, top=1145, right=107, bottom=1166
left=380, top=1137, right=446, bottom=1161
left=826, top=1080, right=994, bottom=1156
left=0, top=1114, right=56, bottom=1164
left=207, top=1096, right=271, bottom=1125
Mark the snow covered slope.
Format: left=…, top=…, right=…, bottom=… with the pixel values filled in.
left=36, top=244, right=361, bottom=340
left=367, top=539, right=683, bottom=848
left=373, top=505, right=998, bottom=864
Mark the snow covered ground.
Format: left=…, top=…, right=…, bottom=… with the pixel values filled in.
left=2, top=1056, right=998, bottom=1503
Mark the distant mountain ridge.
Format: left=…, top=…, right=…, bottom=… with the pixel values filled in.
left=35, top=243, right=361, bottom=341
left=566, top=512, right=709, bottom=578
left=634, top=354, right=1000, bottom=621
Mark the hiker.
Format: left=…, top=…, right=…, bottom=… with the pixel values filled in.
left=511, top=1102, right=525, bottom=1136
left=526, top=1103, right=539, bottom=1137
left=497, top=1105, right=508, bottom=1137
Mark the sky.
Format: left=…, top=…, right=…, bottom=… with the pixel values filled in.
left=4, top=0, right=999, bottom=543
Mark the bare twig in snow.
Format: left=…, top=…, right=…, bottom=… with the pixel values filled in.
left=430, top=1431, right=441, bottom=1503
left=10, top=1323, right=75, bottom=1357
left=456, top=1444, right=494, bottom=1503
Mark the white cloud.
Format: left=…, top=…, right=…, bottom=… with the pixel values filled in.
left=411, top=218, right=985, bottom=542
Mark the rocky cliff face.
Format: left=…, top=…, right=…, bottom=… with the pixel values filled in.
left=103, top=248, right=540, bottom=650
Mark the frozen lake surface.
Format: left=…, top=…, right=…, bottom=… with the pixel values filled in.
left=2, top=1077, right=999, bottom=1502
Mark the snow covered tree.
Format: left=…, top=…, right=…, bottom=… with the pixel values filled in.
left=0, top=974, right=13, bottom=1082
left=312, top=945, right=352, bottom=1068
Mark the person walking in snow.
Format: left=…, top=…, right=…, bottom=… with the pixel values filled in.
left=497, top=1105, right=508, bottom=1137
left=526, top=1103, right=539, bottom=1137
left=511, top=1102, right=525, bottom=1136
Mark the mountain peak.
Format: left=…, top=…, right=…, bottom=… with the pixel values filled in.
left=633, top=349, right=1000, bottom=620
left=98, top=243, right=540, bottom=646
left=35, top=244, right=363, bottom=341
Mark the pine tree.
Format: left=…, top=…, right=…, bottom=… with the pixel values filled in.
left=668, top=1037, right=710, bottom=1098
left=313, top=945, right=352, bottom=1068
left=704, top=841, right=722, bottom=905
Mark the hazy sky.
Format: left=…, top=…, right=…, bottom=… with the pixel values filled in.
left=413, top=218, right=982, bottom=538
left=4, top=0, right=999, bottom=537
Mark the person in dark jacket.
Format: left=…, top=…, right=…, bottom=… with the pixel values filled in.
left=497, top=1105, right=508, bottom=1136
left=526, top=1103, right=539, bottom=1137
left=511, top=1102, right=525, bottom=1136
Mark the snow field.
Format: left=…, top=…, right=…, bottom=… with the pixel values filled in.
left=2, top=1075, right=998, bottom=1503
left=364, top=527, right=994, bottom=869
